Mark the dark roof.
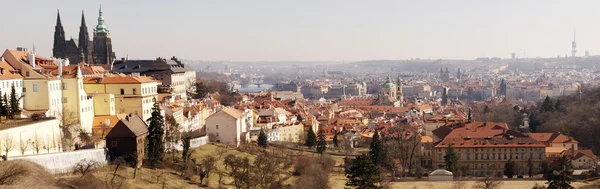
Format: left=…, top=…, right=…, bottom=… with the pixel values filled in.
left=105, top=115, right=148, bottom=138
left=112, top=58, right=193, bottom=74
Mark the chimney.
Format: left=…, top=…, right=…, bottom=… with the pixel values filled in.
left=28, top=53, right=35, bottom=68
left=1, top=57, right=4, bottom=62
left=572, top=145, right=575, bottom=156
left=58, top=61, right=63, bottom=78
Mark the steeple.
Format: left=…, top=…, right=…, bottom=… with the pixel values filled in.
left=79, top=10, right=91, bottom=63
left=56, top=10, right=63, bottom=27
left=53, top=10, right=66, bottom=59
left=94, top=5, right=110, bottom=34
left=396, top=73, right=401, bottom=84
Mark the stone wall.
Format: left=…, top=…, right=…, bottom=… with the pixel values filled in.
left=172, top=136, right=209, bottom=151
left=9, top=148, right=109, bottom=174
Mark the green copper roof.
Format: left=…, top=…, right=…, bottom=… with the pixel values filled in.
left=381, top=82, right=396, bottom=88
left=381, top=75, right=395, bottom=88
left=94, top=5, right=110, bottom=34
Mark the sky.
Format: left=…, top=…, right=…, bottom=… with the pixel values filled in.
left=1, top=0, right=600, bottom=61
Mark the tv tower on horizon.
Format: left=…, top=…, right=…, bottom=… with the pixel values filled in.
left=572, top=30, right=577, bottom=58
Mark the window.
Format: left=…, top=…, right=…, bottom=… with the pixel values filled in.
left=32, top=84, right=39, bottom=92
left=63, top=97, right=67, bottom=103
left=26, top=71, right=29, bottom=77
left=216, top=132, right=219, bottom=137
left=104, top=98, right=108, bottom=102
left=120, top=88, right=124, bottom=95
left=62, top=83, right=66, bottom=90
left=133, top=88, right=137, bottom=95
left=216, top=125, right=219, bottom=129
left=111, top=141, right=118, bottom=147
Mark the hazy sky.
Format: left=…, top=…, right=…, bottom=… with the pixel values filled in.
left=1, top=0, right=599, bottom=61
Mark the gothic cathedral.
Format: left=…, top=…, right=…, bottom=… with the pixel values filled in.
left=53, top=6, right=115, bottom=65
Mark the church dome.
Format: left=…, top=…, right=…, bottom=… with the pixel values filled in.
left=381, top=82, right=396, bottom=88
left=429, top=169, right=453, bottom=176
left=381, top=75, right=396, bottom=88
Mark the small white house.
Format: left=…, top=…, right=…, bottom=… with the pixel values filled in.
left=428, top=169, right=453, bottom=181
left=205, top=107, right=249, bottom=147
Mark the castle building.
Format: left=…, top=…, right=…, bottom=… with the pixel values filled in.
left=53, top=6, right=115, bottom=65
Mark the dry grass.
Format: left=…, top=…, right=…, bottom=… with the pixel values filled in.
left=328, top=171, right=600, bottom=189
left=0, top=160, right=57, bottom=189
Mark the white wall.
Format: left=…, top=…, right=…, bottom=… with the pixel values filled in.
left=10, top=148, right=109, bottom=174
left=0, top=119, right=61, bottom=157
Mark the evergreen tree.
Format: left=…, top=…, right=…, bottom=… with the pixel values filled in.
left=258, top=128, right=268, bottom=148
left=332, top=130, right=339, bottom=148
left=194, top=81, right=209, bottom=99
left=146, top=98, right=165, bottom=167
left=504, top=159, right=516, bottom=178
left=181, top=132, right=192, bottom=163
left=346, top=153, right=382, bottom=189
left=542, top=161, right=551, bottom=179
left=483, top=105, right=491, bottom=114
left=369, top=130, right=383, bottom=165
left=541, top=96, right=556, bottom=112
left=528, top=111, right=542, bottom=132
left=305, top=128, right=317, bottom=148
left=547, top=155, right=574, bottom=189
left=0, top=92, right=5, bottom=121
left=2, top=94, right=8, bottom=119
left=444, top=144, right=458, bottom=173
left=316, top=129, right=327, bottom=154
left=9, top=85, right=20, bottom=118
left=555, top=99, right=566, bottom=113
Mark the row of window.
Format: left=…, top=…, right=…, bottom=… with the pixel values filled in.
left=120, top=87, right=157, bottom=95
left=439, top=147, right=543, bottom=153
left=1, top=80, right=21, bottom=88
left=82, top=106, right=92, bottom=113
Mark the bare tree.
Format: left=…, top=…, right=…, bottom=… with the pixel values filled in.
left=73, top=159, right=99, bottom=176
left=452, top=176, right=467, bottom=189
left=473, top=176, right=503, bottom=189
left=0, top=163, right=28, bottom=185
left=54, top=108, right=81, bottom=151
left=33, top=135, right=42, bottom=154
left=1, top=134, right=15, bottom=157
left=216, top=145, right=227, bottom=160
left=18, top=139, right=31, bottom=155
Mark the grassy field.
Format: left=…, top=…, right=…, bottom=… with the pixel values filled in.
left=81, top=144, right=599, bottom=189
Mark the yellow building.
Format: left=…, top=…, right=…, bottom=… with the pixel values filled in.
left=2, top=49, right=62, bottom=118
left=83, top=75, right=159, bottom=122
left=83, top=75, right=159, bottom=120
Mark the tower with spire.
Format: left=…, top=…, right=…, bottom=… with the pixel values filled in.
left=79, top=11, right=93, bottom=63
left=52, top=6, right=114, bottom=65
left=572, top=30, right=577, bottom=58
left=53, top=10, right=67, bottom=59
left=93, top=5, right=115, bottom=65
left=396, top=73, right=403, bottom=106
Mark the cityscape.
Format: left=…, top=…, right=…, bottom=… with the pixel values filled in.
left=1, top=2, right=600, bottom=189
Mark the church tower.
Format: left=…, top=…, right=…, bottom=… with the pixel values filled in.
left=78, top=11, right=92, bottom=63
left=93, top=5, right=115, bottom=65
left=53, top=10, right=66, bottom=59
left=396, top=74, right=403, bottom=106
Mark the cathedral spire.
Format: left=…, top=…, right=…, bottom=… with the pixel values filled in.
left=79, top=10, right=91, bottom=63
left=81, top=10, right=87, bottom=27
left=53, top=9, right=66, bottom=59
left=56, top=10, right=62, bottom=27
